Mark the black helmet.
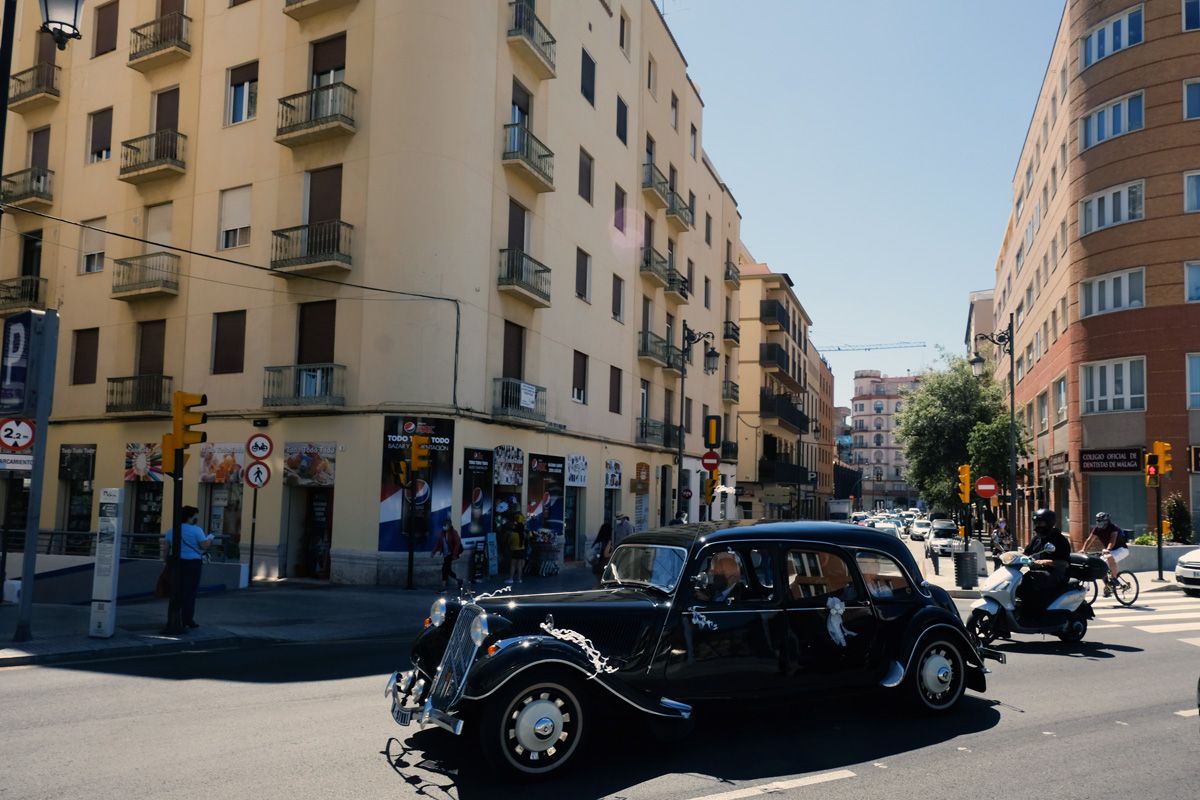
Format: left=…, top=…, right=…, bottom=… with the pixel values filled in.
left=1032, top=508, right=1057, bottom=528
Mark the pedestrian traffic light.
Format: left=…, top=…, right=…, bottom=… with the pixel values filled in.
left=957, top=464, right=971, bottom=503
left=1145, top=452, right=1160, bottom=488
left=171, top=391, right=207, bottom=447
left=411, top=434, right=431, bottom=470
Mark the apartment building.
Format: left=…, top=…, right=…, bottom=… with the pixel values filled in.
left=964, top=290, right=994, bottom=357
left=734, top=257, right=813, bottom=520
left=849, top=370, right=919, bottom=511
left=0, top=0, right=742, bottom=584
left=984, top=0, right=1200, bottom=544
left=801, top=348, right=834, bottom=518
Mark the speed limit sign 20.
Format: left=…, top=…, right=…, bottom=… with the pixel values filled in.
left=0, top=418, right=34, bottom=451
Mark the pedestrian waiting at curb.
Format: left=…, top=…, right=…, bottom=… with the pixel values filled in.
left=431, top=519, right=464, bottom=592
left=162, top=505, right=212, bottom=630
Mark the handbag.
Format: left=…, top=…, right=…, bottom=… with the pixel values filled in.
left=154, top=566, right=170, bottom=599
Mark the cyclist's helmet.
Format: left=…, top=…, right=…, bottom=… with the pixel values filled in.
left=1032, top=508, right=1057, bottom=528
left=1095, top=511, right=1110, bottom=524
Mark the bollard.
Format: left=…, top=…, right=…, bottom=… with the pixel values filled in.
left=954, top=551, right=978, bottom=590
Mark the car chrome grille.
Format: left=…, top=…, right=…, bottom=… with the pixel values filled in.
left=429, top=604, right=482, bottom=711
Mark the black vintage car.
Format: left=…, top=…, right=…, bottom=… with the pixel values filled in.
left=384, top=522, right=1001, bottom=776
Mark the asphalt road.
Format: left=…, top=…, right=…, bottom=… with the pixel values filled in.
left=1, top=598, right=1196, bottom=800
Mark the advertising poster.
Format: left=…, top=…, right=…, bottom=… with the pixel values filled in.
left=492, top=445, right=525, bottom=541
left=565, top=453, right=588, bottom=487
left=493, top=445, right=525, bottom=487
left=124, top=443, right=163, bottom=482
left=527, top=454, right=565, bottom=536
left=283, top=442, right=336, bottom=486
left=199, top=442, right=245, bottom=484
left=460, top=447, right=494, bottom=546
left=604, top=459, right=623, bottom=489
left=379, top=417, right=454, bottom=552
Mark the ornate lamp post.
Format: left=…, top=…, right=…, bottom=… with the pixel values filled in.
left=969, top=313, right=1017, bottom=539
left=676, top=322, right=718, bottom=520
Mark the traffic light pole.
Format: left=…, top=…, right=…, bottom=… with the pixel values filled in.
left=1155, top=481, right=1164, bottom=582
left=162, top=447, right=186, bottom=635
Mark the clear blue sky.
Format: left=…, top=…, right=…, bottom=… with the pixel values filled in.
left=663, top=0, right=1066, bottom=407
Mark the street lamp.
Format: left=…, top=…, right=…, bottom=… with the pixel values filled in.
left=676, top=322, right=717, bottom=520
left=970, top=312, right=1017, bottom=540
left=38, top=0, right=85, bottom=49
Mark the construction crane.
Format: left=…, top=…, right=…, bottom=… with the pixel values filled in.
left=817, top=341, right=927, bottom=352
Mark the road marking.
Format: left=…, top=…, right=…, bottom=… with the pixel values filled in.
left=1177, top=637, right=1200, bottom=647
left=1089, top=624, right=1123, bottom=629
left=1174, top=708, right=1199, bottom=718
left=1095, top=596, right=1200, bottom=608
left=684, top=770, right=856, bottom=800
left=1133, top=621, right=1200, bottom=633
left=1096, top=611, right=1200, bottom=623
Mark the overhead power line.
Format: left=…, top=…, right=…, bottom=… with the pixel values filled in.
left=817, top=341, right=927, bottom=352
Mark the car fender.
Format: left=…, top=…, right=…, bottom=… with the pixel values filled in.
left=460, top=635, right=691, bottom=719
left=881, top=609, right=986, bottom=693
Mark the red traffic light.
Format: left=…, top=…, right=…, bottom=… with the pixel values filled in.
left=1147, top=465, right=1158, bottom=475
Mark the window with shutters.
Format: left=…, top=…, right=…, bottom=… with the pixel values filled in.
left=684, top=397, right=693, bottom=433
left=612, top=274, right=624, bottom=322
left=580, top=49, right=595, bottom=106
left=219, top=186, right=252, bottom=249
left=690, top=124, right=697, bottom=158
left=88, top=109, right=112, bottom=163
left=578, top=148, right=593, bottom=203
left=81, top=219, right=106, bottom=274
left=503, top=321, right=524, bottom=380
left=227, top=61, right=259, bottom=124
left=609, top=366, right=621, bottom=414
left=94, top=2, right=119, bottom=57
left=297, top=301, right=336, bottom=365
left=72, top=329, right=99, bottom=385
left=705, top=213, right=712, bottom=245
left=614, top=184, right=626, bottom=232
left=212, top=311, right=246, bottom=375
left=572, top=351, right=588, bottom=404
left=575, top=248, right=590, bottom=300
left=670, top=92, right=678, bottom=129
left=616, top=96, right=628, bottom=143
left=704, top=276, right=711, bottom=309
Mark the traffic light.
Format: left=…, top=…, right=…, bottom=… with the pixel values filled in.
left=161, top=433, right=190, bottom=476
left=1159, top=441, right=1174, bottom=475
left=411, top=434, right=431, bottom=470
left=1145, top=452, right=1160, bottom=488
left=703, top=415, right=721, bottom=450
left=957, top=464, right=971, bottom=503
left=704, top=473, right=718, bottom=505
left=172, top=391, right=207, bottom=448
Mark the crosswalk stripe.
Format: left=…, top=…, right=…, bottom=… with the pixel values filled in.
left=1175, top=708, right=1199, bottom=718
left=1095, top=611, right=1200, bottom=623
left=1133, top=621, right=1200, bottom=633
left=685, top=770, right=856, bottom=800
left=1177, top=637, right=1200, bottom=647
left=1089, top=624, right=1123, bottom=629
left=1093, top=597, right=1200, bottom=610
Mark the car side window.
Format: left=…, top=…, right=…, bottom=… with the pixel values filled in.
left=855, top=552, right=915, bottom=600
left=785, top=549, right=857, bottom=603
left=748, top=547, right=774, bottom=594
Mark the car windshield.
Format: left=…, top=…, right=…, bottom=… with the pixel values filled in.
left=932, top=528, right=957, bottom=538
left=602, top=544, right=688, bottom=593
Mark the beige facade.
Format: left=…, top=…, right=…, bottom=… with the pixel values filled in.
left=804, top=349, right=835, bottom=517
left=964, top=289, right=994, bottom=356
left=849, top=370, right=919, bottom=511
left=0, top=0, right=744, bottom=583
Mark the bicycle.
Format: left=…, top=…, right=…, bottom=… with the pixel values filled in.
left=1084, top=555, right=1140, bottom=606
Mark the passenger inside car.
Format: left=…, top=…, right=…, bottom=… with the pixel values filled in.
left=786, top=550, right=857, bottom=602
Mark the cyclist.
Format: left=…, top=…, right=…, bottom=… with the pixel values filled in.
left=1082, top=511, right=1129, bottom=594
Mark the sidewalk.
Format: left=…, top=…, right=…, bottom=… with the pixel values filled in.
left=0, top=562, right=596, bottom=668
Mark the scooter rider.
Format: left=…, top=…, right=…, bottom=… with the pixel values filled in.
left=1018, top=508, right=1071, bottom=614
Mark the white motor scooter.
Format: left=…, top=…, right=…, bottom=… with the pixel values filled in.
left=966, top=544, right=1093, bottom=644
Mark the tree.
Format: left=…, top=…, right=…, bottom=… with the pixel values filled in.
left=967, top=414, right=1031, bottom=498
left=1164, top=492, right=1194, bottom=545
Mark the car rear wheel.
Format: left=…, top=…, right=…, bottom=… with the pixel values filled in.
left=480, top=671, right=587, bottom=777
left=905, top=638, right=966, bottom=713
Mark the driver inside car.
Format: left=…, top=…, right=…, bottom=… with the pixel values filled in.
left=1017, top=508, right=1071, bottom=614
left=696, top=552, right=745, bottom=604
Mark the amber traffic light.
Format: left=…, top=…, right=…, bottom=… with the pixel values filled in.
left=172, top=391, right=208, bottom=448
left=957, top=464, right=971, bottom=503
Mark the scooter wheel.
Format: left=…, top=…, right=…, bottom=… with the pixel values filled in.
left=967, top=610, right=997, bottom=646
left=1058, top=614, right=1087, bottom=643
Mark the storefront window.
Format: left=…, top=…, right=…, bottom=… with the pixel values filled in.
left=1087, top=474, right=1146, bottom=536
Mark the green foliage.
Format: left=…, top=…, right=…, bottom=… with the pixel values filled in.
left=1164, top=493, right=1194, bottom=544
left=967, top=414, right=1030, bottom=494
left=1131, top=533, right=1156, bottom=546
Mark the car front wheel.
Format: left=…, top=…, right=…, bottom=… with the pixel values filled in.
left=480, top=671, right=587, bottom=777
left=905, top=638, right=966, bottom=713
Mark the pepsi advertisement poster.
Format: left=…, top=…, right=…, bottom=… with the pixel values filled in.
left=526, top=454, right=565, bottom=536
left=460, top=448, right=494, bottom=546
left=379, top=416, right=455, bottom=552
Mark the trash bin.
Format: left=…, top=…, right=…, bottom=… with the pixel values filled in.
left=953, top=551, right=978, bottom=589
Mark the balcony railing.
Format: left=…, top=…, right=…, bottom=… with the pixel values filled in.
left=759, top=390, right=809, bottom=433
left=271, top=220, right=353, bottom=273
left=666, top=191, right=693, bottom=229
left=106, top=374, right=173, bottom=414
left=119, top=130, right=186, bottom=181
left=665, top=269, right=689, bottom=302
left=639, top=246, right=669, bottom=287
left=641, top=162, right=669, bottom=207
left=129, top=13, right=191, bottom=66
left=759, top=458, right=807, bottom=485
left=263, top=363, right=347, bottom=407
left=0, top=166, right=53, bottom=206
left=760, top=299, right=789, bottom=332
left=8, top=63, right=60, bottom=109
left=276, top=83, right=357, bottom=144
left=493, top=376, right=547, bottom=422
left=112, top=252, right=180, bottom=297
left=636, top=417, right=668, bottom=447
left=723, top=320, right=740, bottom=344
left=722, top=380, right=740, bottom=403
left=759, top=342, right=789, bottom=372
left=637, top=330, right=669, bottom=366
left=498, top=248, right=551, bottom=307
left=724, top=261, right=741, bottom=287
left=721, top=440, right=739, bottom=461
left=502, top=122, right=554, bottom=191
left=507, top=0, right=556, bottom=77
left=0, top=276, right=47, bottom=313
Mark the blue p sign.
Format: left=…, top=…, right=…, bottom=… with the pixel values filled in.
left=0, top=312, right=31, bottom=414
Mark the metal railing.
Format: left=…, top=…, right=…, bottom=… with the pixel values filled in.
left=666, top=269, right=689, bottom=299
left=0, top=276, right=47, bottom=312
left=638, top=330, right=669, bottom=364
left=263, top=363, right=347, bottom=406
left=129, top=12, right=191, bottom=61
left=640, top=246, right=669, bottom=284
left=721, top=440, right=739, bottom=461
left=507, top=1, right=556, bottom=70
left=760, top=390, right=809, bottom=432
left=502, top=123, right=554, bottom=186
left=724, top=261, right=740, bottom=286
left=759, top=342, right=789, bottom=371
left=759, top=458, right=805, bottom=484
left=8, top=63, right=59, bottom=103
left=0, top=166, right=53, bottom=203
left=276, top=82, right=357, bottom=136
left=106, top=374, right=173, bottom=413
left=271, top=220, right=353, bottom=270
left=120, top=130, right=186, bottom=174
left=723, top=320, right=740, bottom=343
left=760, top=299, right=789, bottom=331
left=642, top=162, right=669, bottom=199
left=666, top=191, right=694, bottom=227
left=497, top=248, right=551, bottom=303
left=722, top=380, right=740, bottom=403
left=493, top=376, right=547, bottom=422
left=113, top=252, right=180, bottom=293
left=636, top=417, right=666, bottom=446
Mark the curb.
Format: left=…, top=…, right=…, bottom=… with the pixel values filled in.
left=0, top=634, right=246, bottom=668
left=942, top=581, right=1182, bottom=601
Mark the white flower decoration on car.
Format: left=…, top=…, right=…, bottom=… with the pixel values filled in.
left=826, top=595, right=857, bottom=648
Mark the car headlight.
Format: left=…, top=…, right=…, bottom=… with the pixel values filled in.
left=470, top=613, right=490, bottom=647
left=429, top=598, right=447, bottom=627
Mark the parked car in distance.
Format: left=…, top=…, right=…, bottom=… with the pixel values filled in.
left=928, top=520, right=963, bottom=555
left=1175, top=548, right=1200, bottom=596
left=909, top=520, right=932, bottom=541
left=850, top=511, right=871, bottom=526
left=384, top=521, right=996, bottom=777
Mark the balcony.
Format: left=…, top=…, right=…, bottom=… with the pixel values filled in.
left=724, top=261, right=741, bottom=288
left=759, top=390, right=809, bottom=434
left=760, top=299, right=789, bottom=332
left=759, top=458, right=806, bottom=485
left=8, top=64, right=60, bottom=112
left=0, top=276, right=47, bottom=315
left=637, top=330, right=669, bottom=368
left=664, top=269, right=689, bottom=303
left=119, top=130, right=186, bottom=184
left=721, top=440, right=739, bottom=461
left=636, top=417, right=667, bottom=447
left=662, top=343, right=684, bottom=375
left=263, top=363, right=346, bottom=407
left=759, top=342, right=789, bottom=372
left=641, top=162, right=669, bottom=208
left=0, top=167, right=53, bottom=208
left=128, top=13, right=191, bottom=71
left=106, top=374, right=172, bottom=415
left=722, top=380, right=739, bottom=403
left=497, top=249, right=551, bottom=308
left=639, top=246, right=669, bottom=288
left=283, top=0, right=358, bottom=20
left=501, top=123, right=554, bottom=192
left=112, top=252, right=180, bottom=300
left=271, top=220, right=354, bottom=276
left=723, top=320, right=740, bottom=344
left=665, top=191, right=693, bottom=232
left=506, top=1, right=556, bottom=79
left=493, top=376, right=547, bottom=423
left=275, top=83, right=357, bottom=146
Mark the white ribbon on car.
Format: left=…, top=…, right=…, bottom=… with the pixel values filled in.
left=539, top=615, right=618, bottom=679
left=471, top=585, right=513, bottom=601
left=689, top=609, right=718, bottom=631
left=826, top=596, right=857, bottom=648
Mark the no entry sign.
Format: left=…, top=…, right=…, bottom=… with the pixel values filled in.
left=975, top=476, right=998, bottom=499
left=701, top=450, right=720, bottom=471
